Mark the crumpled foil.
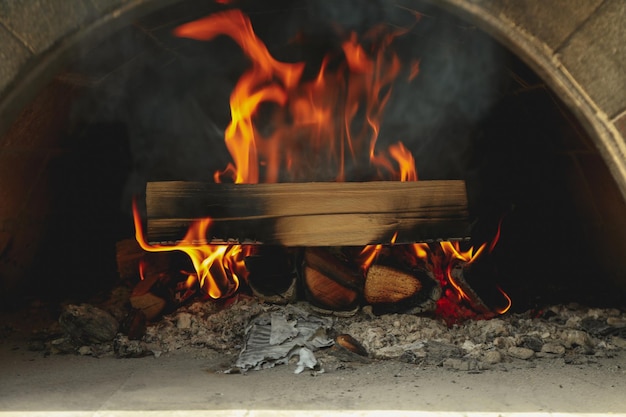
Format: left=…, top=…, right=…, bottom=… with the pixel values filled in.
left=233, top=304, right=334, bottom=373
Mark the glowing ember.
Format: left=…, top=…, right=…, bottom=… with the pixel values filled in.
left=132, top=8, right=510, bottom=319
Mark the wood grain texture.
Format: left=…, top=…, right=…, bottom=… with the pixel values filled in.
left=145, top=180, right=470, bottom=246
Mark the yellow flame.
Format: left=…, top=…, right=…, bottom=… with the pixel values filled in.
left=132, top=200, right=249, bottom=299
left=495, top=286, right=512, bottom=314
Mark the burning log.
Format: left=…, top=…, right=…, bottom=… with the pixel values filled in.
left=128, top=251, right=198, bottom=321
left=448, top=262, right=492, bottom=315
left=364, top=263, right=441, bottom=315
left=144, top=180, right=470, bottom=247
left=302, top=248, right=364, bottom=313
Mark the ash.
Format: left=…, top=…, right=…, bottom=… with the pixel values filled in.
left=18, top=295, right=625, bottom=373
left=139, top=299, right=626, bottom=372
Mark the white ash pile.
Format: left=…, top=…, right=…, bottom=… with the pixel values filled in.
left=43, top=295, right=626, bottom=374
left=127, top=300, right=626, bottom=373
left=333, top=304, right=626, bottom=371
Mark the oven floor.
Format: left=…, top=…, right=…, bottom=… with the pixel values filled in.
left=1, top=336, right=625, bottom=417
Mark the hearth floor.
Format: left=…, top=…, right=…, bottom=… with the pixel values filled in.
left=1, top=337, right=625, bottom=417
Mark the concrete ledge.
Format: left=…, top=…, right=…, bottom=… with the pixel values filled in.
left=1, top=346, right=625, bottom=416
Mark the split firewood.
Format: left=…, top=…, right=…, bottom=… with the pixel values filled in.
left=364, top=264, right=440, bottom=314
left=119, top=309, right=147, bottom=340
left=129, top=292, right=166, bottom=321
left=144, top=180, right=471, bottom=246
left=365, top=265, right=422, bottom=304
left=128, top=251, right=194, bottom=320
left=336, top=334, right=368, bottom=357
left=303, top=248, right=364, bottom=313
left=448, top=262, right=491, bottom=314
left=329, top=334, right=371, bottom=363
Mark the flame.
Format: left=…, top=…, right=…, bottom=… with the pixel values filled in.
left=495, top=285, right=512, bottom=314
left=132, top=9, right=511, bottom=315
left=358, top=244, right=383, bottom=271
left=159, top=9, right=423, bottom=297
left=412, top=243, right=430, bottom=263
left=406, top=234, right=511, bottom=321
left=132, top=200, right=250, bottom=299
left=175, top=9, right=415, bottom=184
left=439, top=241, right=486, bottom=264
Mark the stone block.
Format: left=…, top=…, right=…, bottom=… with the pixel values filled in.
left=0, top=24, right=32, bottom=95
left=558, top=0, right=626, bottom=119
left=484, top=0, right=604, bottom=50
left=0, top=0, right=91, bottom=53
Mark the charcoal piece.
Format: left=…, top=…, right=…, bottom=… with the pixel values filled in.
left=581, top=317, right=617, bottom=337
left=59, top=304, right=119, bottom=345
left=521, top=336, right=544, bottom=352
left=114, top=335, right=151, bottom=358
left=119, top=309, right=147, bottom=340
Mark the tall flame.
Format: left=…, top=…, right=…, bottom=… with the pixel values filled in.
left=175, top=9, right=414, bottom=184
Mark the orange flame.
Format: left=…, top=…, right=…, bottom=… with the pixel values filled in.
left=132, top=200, right=250, bottom=299
left=133, top=9, right=512, bottom=315
left=358, top=244, right=384, bottom=271
left=161, top=9, right=424, bottom=298
left=175, top=9, right=415, bottom=184
left=407, top=233, right=511, bottom=320
left=495, top=285, right=512, bottom=314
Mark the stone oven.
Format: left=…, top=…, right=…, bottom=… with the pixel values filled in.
left=0, top=1, right=625, bottom=415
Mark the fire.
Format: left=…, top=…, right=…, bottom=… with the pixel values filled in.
left=175, top=9, right=415, bottom=184
left=132, top=200, right=250, bottom=299
left=131, top=8, right=511, bottom=318
left=405, top=217, right=510, bottom=322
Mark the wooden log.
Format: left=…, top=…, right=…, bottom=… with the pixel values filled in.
left=364, top=265, right=422, bottom=304
left=115, top=238, right=144, bottom=279
left=144, top=180, right=470, bottom=247
left=364, top=263, right=441, bottom=314
left=302, top=248, right=364, bottom=313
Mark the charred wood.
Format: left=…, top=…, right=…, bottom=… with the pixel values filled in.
left=58, top=304, right=119, bottom=345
